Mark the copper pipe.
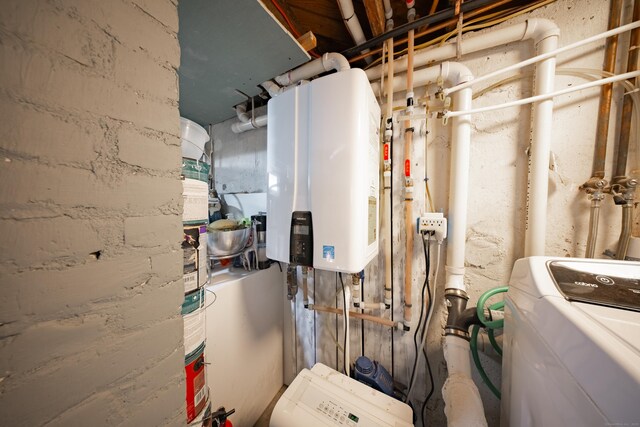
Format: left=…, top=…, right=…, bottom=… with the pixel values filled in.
left=613, top=0, right=640, bottom=180
left=348, top=0, right=513, bottom=63
left=592, top=0, right=623, bottom=178
left=310, top=305, right=396, bottom=327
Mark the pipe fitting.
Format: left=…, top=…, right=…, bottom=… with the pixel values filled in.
left=524, top=18, right=560, bottom=45
left=261, top=80, right=285, bottom=97
left=444, top=289, right=481, bottom=340
left=234, top=103, right=250, bottom=122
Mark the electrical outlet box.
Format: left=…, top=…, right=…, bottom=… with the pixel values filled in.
left=418, top=213, right=447, bottom=240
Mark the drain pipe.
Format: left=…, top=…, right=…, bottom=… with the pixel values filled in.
left=370, top=18, right=560, bottom=256
left=337, top=0, right=371, bottom=62
left=374, top=61, right=484, bottom=426
left=232, top=53, right=350, bottom=133
left=275, top=52, right=350, bottom=87
left=582, top=0, right=623, bottom=258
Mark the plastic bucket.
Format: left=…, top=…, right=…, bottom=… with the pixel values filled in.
left=181, top=117, right=209, bottom=161
left=183, top=223, right=208, bottom=294
left=182, top=158, right=210, bottom=183
left=183, top=178, right=209, bottom=225
left=182, top=288, right=206, bottom=357
left=185, top=342, right=208, bottom=423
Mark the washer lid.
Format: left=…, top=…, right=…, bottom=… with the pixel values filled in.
left=548, top=259, right=640, bottom=312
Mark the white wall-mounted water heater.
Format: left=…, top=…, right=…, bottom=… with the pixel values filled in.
left=266, top=68, right=380, bottom=273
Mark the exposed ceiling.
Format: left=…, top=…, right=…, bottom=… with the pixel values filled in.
left=178, top=0, right=310, bottom=126
left=178, top=0, right=554, bottom=126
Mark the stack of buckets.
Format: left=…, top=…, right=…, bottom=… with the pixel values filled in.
left=181, top=117, right=211, bottom=425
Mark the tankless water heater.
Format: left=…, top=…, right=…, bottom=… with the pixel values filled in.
left=266, top=69, right=380, bottom=273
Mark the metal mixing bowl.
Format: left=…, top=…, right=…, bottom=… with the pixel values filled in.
left=207, top=226, right=251, bottom=257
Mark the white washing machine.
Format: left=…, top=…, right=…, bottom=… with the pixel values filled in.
left=501, top=256, right=640, bottom=427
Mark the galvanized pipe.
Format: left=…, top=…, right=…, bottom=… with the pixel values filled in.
left=613, top=0, right=640, bottom=180
left=592, top=0, right=623, bottom=178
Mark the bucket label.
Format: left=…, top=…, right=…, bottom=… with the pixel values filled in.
left=183, top=224, right=208, bottom=293
left=323, top=245, right=335, bottom=262
left=182, top=158, right=210, bottom=182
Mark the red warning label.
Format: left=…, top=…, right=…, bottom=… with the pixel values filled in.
left=405, top=159, right=411, bottom=176
left=383, top=144, right=390, bottom=161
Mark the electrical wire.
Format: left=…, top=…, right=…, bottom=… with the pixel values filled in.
left=269, top=0, right=321, bottom=58
left=420, top=236, right=438, bottom=426
left=365, top=0, right=554, bottom=69
left=405, top=232, right=431, bottom=403
left=339, top=272, right=349, bottom=376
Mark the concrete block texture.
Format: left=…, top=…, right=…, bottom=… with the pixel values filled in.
left=0, top=0, right=185, bottom=425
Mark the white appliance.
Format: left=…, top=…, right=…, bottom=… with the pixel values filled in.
left=501, top=256, right=640, bottom=427
left=266, top=69, right=380, bottom=273
left=270, top=363, right=413, bottom=427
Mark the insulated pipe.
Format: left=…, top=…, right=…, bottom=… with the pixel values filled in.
left=442, top=336, right=488, bottom=427
left=592, top=0, right=623, bottom=179
left=275, top=52, right=350, bottom=87
left=613, top=0, right=640, bottom=180
left=231, top=114, right=268, bottom=133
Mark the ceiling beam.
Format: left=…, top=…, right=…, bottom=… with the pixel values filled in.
left=363, top=0, right=386, bottom=36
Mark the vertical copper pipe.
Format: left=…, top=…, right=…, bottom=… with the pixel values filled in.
left=614, top=0, right=640, bottom=179
left=592, top=0, right=623, bottom=178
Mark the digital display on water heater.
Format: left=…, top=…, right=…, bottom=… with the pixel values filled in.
left=294, top=225, right=309, bottom=235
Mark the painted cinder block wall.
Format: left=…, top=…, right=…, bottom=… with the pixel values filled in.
left=0, top=0, right=186, bottom=425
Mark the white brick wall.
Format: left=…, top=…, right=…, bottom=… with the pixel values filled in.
left=0, top=0, right=185, bottom=425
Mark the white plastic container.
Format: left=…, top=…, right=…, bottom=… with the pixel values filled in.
left=180, top=117, right=209, bottom=161
left=266, top=69, right=380, bottom=273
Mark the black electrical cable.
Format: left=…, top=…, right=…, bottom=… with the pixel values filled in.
left=340, top=0, right=497, bottom=58
left=390, top=128, right=395, bottom=380
left=406, top=232, right=431, bottom=403
left=339, top=272, right=348, bottom=375
left=360, top=272, right=365, bottom=358
left=421, top=235, right=436, bottom=426
left=313, top=268, right=317, bottom=365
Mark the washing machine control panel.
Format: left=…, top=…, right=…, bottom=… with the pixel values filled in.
left=548, top=260, right=640, bottom=312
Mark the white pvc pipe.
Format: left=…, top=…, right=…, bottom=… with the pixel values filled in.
left=275, top=52, right=350, bottom=86
left=442, top=336, right=489, bottom=427
left=443, top=70, right=640, bottom=118
left=337, top=0, right=367, bottom=45
left=367, top=18, right=559, bottom=81
left=343, top=282, right=351, bottom=376
left=527, top=34, right=556, bottom=257
left=231, top=114, right=267, bottom=133
left=235, top=103, right=250, bottom=123
left=443, top=20, right=640, bottom=96
left=261, top=80, right=285, bottom=97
